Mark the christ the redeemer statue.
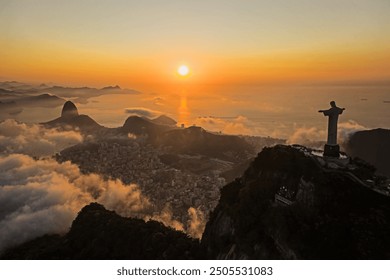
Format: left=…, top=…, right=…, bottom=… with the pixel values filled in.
left=319, top=101, right=345, bottom=157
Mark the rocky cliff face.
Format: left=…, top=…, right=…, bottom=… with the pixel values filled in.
left=61, top=101, right=79, bottom=118
left=201, top=145, right=390, bottom=259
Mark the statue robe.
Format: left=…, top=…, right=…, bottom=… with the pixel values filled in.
left=322, top=106, right=344, bottom=145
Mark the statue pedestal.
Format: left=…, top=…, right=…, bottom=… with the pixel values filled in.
left=323, top=144, right=340, bottom=157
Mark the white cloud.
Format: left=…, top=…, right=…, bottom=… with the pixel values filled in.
left=0, top=151, right=203, bottom=253
left=286, top=126, right=326, bottom=148
left=338, top=120, right=368, bottom=143
left=287, top=120, right=368, bottom=148
left=0, top=119, right=83, bottom=157
left=146, top=205, right=184, bottom=232
left=186, top=207, right=206, bottom=240
left=124, top=107, right=163, bottom=118
left=0, top=154, right=151, bottom=253
left=195, top=115, right=269, bottom=136
left=0, top=119, right=209, bottom=254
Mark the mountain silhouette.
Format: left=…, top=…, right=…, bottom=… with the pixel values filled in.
left=0, top=93, right=65, bottom=118
left=201, top=145, right=390, bottom=259
left=120, top=115, right=172, bottom=140
left=151, top=115, right=177, bottom=126
left=43, top=101, right=103, bottom=133
left=17, top=93, right=65, bottom=107
left=157, top=126, right=254, bottom=162
left=61, top=100, right=79, bottom=118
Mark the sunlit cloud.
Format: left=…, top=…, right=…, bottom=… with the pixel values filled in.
left=0, top=119, right=83, bottom=157
left=286, top=120, right=368, bottom=148
left=186, top=207, right=206, bottom=240
left=195, top=115, right=273, bottom=136
left=338, top=120, right=368, bottom=143
left=146, top=205, right=184, bottom=232
left=124, top=107, right=164, bottom=118
left=0, top=154, right=151, bottom=253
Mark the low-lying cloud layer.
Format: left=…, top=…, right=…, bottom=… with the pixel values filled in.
left=0, top=120, right=152, bottom=252
left=338, top=120, right=368, bottom=143
left=0, top=119, right=83, bottom=157
left=187, top=207, right=206, bottom=239
left=147, top=205, right=185, bottom=232
left=146, top=205, right=206, bottom=240
left=287, top=120, right=368, bottom=148
left=124, top=107, right=163, bottom=118
left=195, top=115, right=271, bottom=136
left=0, top=154, right=151, bottom=253
left=0, top=119, right=206, bottom=253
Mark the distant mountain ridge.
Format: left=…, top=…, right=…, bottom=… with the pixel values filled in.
left=0, top=81, right=133, bottom=94
left=0, top=81, right=139, bottom=105
left=0, top=93, right=65, bottom=118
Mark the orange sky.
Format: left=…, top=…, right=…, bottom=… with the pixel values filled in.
left=2, top=40, right=389, bottom=94
left=1, top=1, right=390, bottom=93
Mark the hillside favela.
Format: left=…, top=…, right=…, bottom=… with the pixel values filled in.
left=1, top=1, right=390, bottom=260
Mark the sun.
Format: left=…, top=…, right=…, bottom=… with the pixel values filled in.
left=178, top=65, right=190, bottom=76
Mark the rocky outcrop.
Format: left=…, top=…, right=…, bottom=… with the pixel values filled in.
left=152, top=115, right=177, bottom=126
left=43, top=101, right=104, bottom=134
left=201, top=145, right=390, bottom=259
left=61, top=101, right=79, bottom=118
left=121, top=116, right=171, bottom=139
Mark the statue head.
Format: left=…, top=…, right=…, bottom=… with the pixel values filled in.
left=330, top=101, right=336, bottom=107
